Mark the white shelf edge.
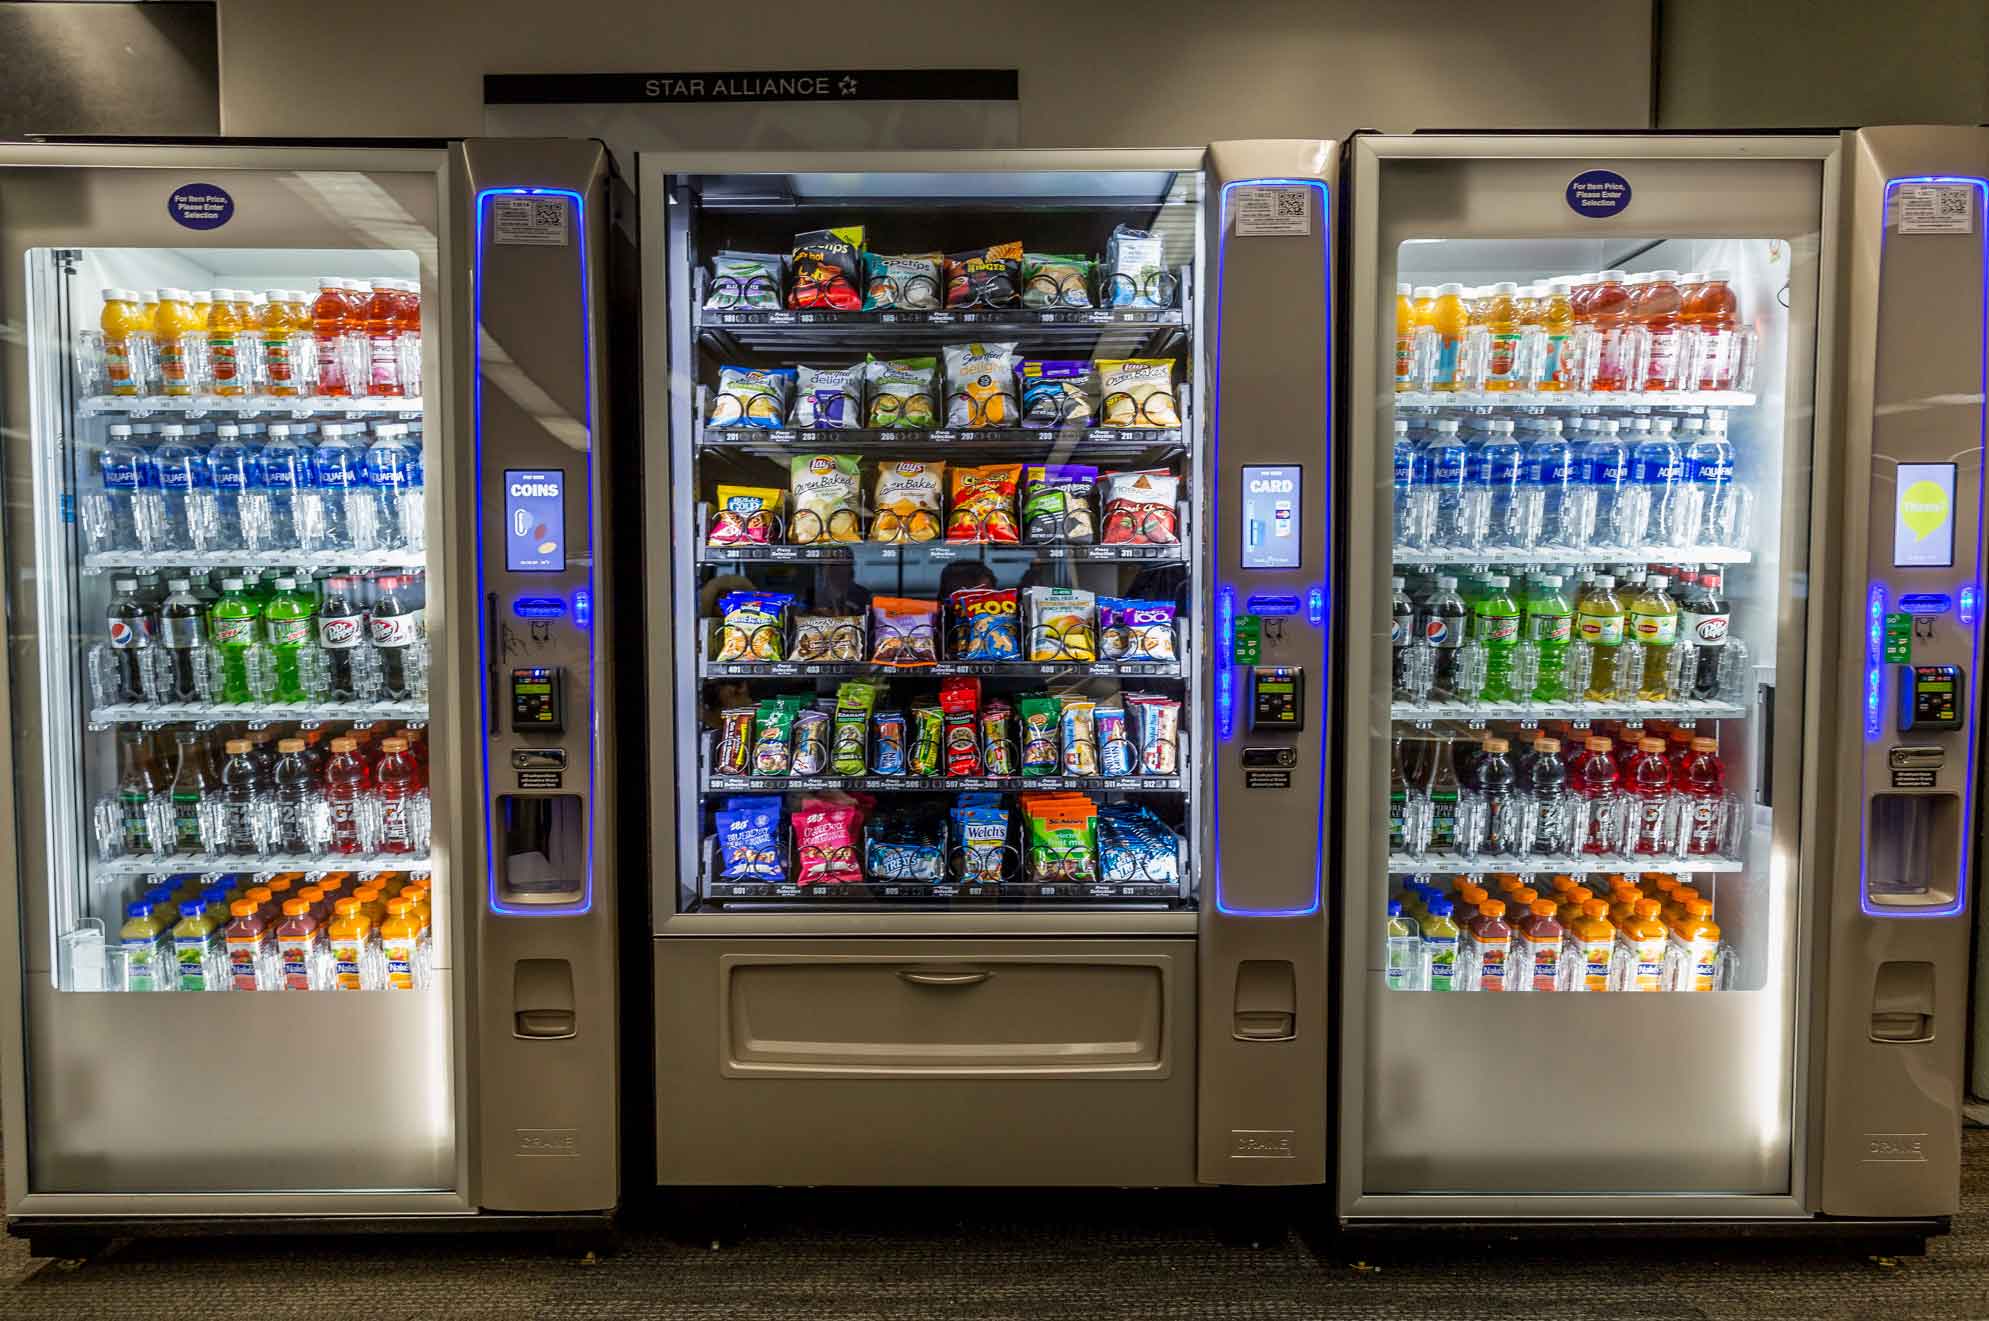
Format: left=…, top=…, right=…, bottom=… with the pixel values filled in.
left=1394, top=390, right=1756, bottom=410
left=1386, top=854, right=1744, bottom=875
left=83, top=548, right=423, bottom=572
left=90, top=701, right=428, bottom=723
left=97, top=852, right=431, bottom=875
left=1391, top=545, right=1754, bottom=565
left=79, top=396, right=425, bottom=416
left=1391, top=700, right=1746, bottom=722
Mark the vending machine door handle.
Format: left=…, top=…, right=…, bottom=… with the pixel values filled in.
left=897, top=968, right=993, bottom=988
left=487, top=592, right=501, bottom=735
left=1756, top=682, right=1775, bottom=807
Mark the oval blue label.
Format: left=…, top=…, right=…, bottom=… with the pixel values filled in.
left=1566, top=169, right=1632, bottom=219
left=167, top=183, right=234, bottom=230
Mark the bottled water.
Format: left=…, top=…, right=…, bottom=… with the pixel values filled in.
left=1577, top=419, right=1627, bottom=551
left=1520, top=418, right=1571, bottom=548
left=1676, top=414, right=1746, bottom=547
left=255, top=423, right=312, bottom=549
left=364, top=422, right=416, bottom=550
left=202, top=423, right=255, bottom=551
left=1391, top=418, right=1416, bottom=544
left=1622, top=416, right=1681, bottom=546
left=145, top=423, right=206, bottom=552
left=1421, top=418, right=1468, bottom=546
left=1475, top=419, right=1523, bottom=548
left=93, top=423, right=146, bottom=552
left=310, top=422, right=371, bottom=551
left=401, top=419, right=426, bottom=550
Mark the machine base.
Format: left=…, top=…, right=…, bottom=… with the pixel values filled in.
left=1318, top=1215, right=1947, bottom=1261
left=10, top=1210, right=616, bottom=1263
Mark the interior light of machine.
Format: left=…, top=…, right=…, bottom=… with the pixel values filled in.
left=1866, top=583, right=1887, bottom=738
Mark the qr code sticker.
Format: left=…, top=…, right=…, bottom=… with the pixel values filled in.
left=1277, top=191, right=1307, bottom=219
left=1234, top=185, right=1312, bottom=237
left=492, top=194, right=571, bottom=246
left=1897, top=183, right=1975, bottom=236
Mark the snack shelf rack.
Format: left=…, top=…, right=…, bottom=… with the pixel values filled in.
left=698, top=659, right=1185, bottom=680
left=1385, top=851, right=1745, bottom=876
left=700, top=878, right=1187, bottom=904
left=695, top=419, right=1189, bottom=461
left=705, top=773, right=1185, bottom=794
left=694, top=297, right=1190, bottom=360
left=1390, top=698, right=1746, bottom=722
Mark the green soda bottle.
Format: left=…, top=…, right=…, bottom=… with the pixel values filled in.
left=1524, top=573, right=1574, bottom=701
left=210, top=577, right=260, bottom=703
left=264, top=577, right=315, bottom=702
left=1473, top=574, right=1522, bottom=701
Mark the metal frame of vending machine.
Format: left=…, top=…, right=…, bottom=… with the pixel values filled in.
left=0, top=138, right=621, bottom=1253
left=636, top=143, right=1335, bottom=1189
left=1332, top=129, right=1980, bottom=1244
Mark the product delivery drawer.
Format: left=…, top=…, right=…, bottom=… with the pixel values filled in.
left=722, top=952, right=1169, bottom=1076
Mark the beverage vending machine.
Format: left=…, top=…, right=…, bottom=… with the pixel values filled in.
left=0, top=139, right=622, bottom=1251
left=1335, top=128, right=1984, bottom=1241
left=636, top=145, right=1336, bottom=1188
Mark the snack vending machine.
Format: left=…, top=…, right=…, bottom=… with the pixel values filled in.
left=1336, top=129, right=1982, bottom=1238
left=0, top=139, right=621, bottom=1247
left=638, top=145, right=1335, bottom=1187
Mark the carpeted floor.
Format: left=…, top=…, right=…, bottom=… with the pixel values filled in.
left=6, top=1133, right=1989, bottom=1319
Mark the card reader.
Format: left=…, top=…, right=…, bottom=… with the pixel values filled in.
left=511, top=666, right=565, bottom=734
left=1898, top=663, right=1963, bottom=732
left=1248, top=666, right=1305, bottom=732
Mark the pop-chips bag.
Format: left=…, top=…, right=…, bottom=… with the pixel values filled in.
left=947, top=587, right=1021, bottom=661
left=864, top=356, right=938, bottom=429
left=792, top=802, right=862, bottom=884
left=872, top=460, right=945, bottom=543
left=794, top=364, right=863, bottom=430
left=1019, top=359, right=1095, bottom=429
left=946, top=463, right=1022, bottom=543
left=716, top=798, right=785, bottom=881
left=862, top=252, right=943, bottom=310
left=710, top=366, right=795, bottom=429
left=789, top=226, right=864, bottom=310
left=1022, top=463, right=1098, bottom=544
left=1096, top=359, right=1180, bottom=429
left=944, top=342, right=1019, bottom=429
left=945, top=241, right=1021, bottom=308
left=1100, top=468, right=1181, bottom=545
left=1022, top=253, right=1095, bottom=308
left=704, top=251, right=785, bottom=310
left=708, top=485, right=784, bottom=546
left=788, top=453, right=863, bottom=543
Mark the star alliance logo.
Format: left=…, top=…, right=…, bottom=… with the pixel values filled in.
left=839, top=75, right=858, bottom=96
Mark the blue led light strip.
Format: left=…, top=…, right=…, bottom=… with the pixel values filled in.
left=1860, top=174, right=1988, bottom=920
left=474, top=186, right=597, bottom=917
left=1865, top=583, right=1887, bottom=739
left=1210, top=177, right=1331, bottom=919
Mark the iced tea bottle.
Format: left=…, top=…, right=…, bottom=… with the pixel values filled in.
left=208, top=289, right=249, bottom=396
left=261, top=289, right=303, bottom=396
left=1536, top=278, right=1574, bottom=390
left=1479, top=281, right=1521, bottom=391
left=364, top=281, right=404, bottom=397
left=1587, top=270, right=1632, bottom=391
left=1681, top=269, right=1739, bottom=389
left=312, top=278, right=355, bottom=397
left=1394, top=282, right=1416, bottom=392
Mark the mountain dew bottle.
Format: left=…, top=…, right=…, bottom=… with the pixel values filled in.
left=1524, top=573, right=1574, bottom=701
left=1473, top=574, right=1522, bottom=701
left=210, top=577, right=260, bottom=703
left=264, top=577, right=315, bottom=702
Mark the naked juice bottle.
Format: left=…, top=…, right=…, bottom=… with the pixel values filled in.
left=1614, top=897, right=1667, bottom=991
left=1466, top=899, right=1512, bottom=992
left=1568, top=898, right=1616, bottom=992
left=1427, top=283, right=1467, bottom=392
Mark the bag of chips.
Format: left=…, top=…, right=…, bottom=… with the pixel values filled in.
left=788, top=453, right=863, bottom=543
left=1022, top=253, right=1095, bottom=309
left=1022, top=463, right=1098, bottom=544
left=1098, top=802, right=1180, bottom=884
left=790, top=226, right=864, bottom=311
left=793, top=802, right=862, bottom=884
left=1103, top=225, right=1175, bottom=309
left=1021, top=793, right=1098, bottom=883
left=947, top=462, right=1022, bottom=543
left=869, top=596, right=939, bottom=666
left=1100, top=468, right=1181, bottom=545
left=944, top=342, right=1020, bottom=430
left=1127, top=694, right=1181, bottom=775
left=752, top=697, right=802, bottom=777
left=863, top=252, right=943, bottom=311
left=716, top=590, right=794, bottom=662
left=865, top=804, right=947, bottom=882
left=716, top=707, right=755, bottom=775
left=794, top=364, right=864, bottom=431
left=1018, top=696, right=1061, bottom=776
left=1099, top=597, right=1178, bottom=661
left=1026, top=586, right=1097, bottom=662
left=708, top=485, right=784, bottom=547
left=864, top=356, right=938, bottom=429
left=945, top=242, right=1021, bottom=308
left=872, top=461, right=945, bottom=543
left=793, top=614, right=865, bottom=663
left=704, top=251, right=785, bottom=310
left=710, top=366, right=795, bottom=429
left=1019, top=359, right=1095, bottom=429
left=830, top=681, right=878, bottom=777
left=1096, top=359, right=1180, bottom=430
left=791, top=708, right=831, bottom=776
left=947, top=587, right=1021, bottom=661
left=951, top=803, right=1012, bottom=883
left=716, top=797, right=785, bottom=881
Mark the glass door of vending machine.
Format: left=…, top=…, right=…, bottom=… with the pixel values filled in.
left=1338, top=135, right=1841, bottom=1214
left=0, top=146, right=460, bottom=1211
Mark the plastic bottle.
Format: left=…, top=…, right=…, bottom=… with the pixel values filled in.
left=1520, top=736, right=1571, bottom=856
left=1623, top=417, right=1680, bottom=546
left=1576, top=575, right=1625, bottom=700
left=1667, top=898, right=1723, bottom=991
left=1424, top=735, right=1462, bottom=854
left=1393, top=284, right=1416, bottom=391
left=1682, top=269, right=1740, bottom=389
left=204, top=423, right=254, bottom=550
left=1611, top=897, right=1666, bottom=991
left=190, top=290, right=213, bottom=329
left=98, top=286, right=149, bottom=397
left=1536, top=278, right=1575, bottom=390
left=312, top=278, right=356, bottom=397
left=318, top=576, right=366, bottom=700
left=1677, top=414, right=1740, bottom=547
left=260, top=290, right=303, bottom=397
left=112, top=729, right=160, bottom=856
left=327, top=896, right=377, bottom=991
left=1387, top=736, right=1412, bottom=852
left=1577, top=419, right=1627, bottom=550
left=1420, top=896, right=1461, bottom=992
left=274, top=897, right=324, bottom=990
left=1390, top=419, right=1417, bottom=544
left=365, top=422, right=415, bottom=550
left=371, top=574, right=420, bottom=700
left=1681, top=569, right=1731, bottom=700
left=1426, top=283, right=1467, bottom=391
left=325, top=736, right=373, bottom=855
left=1633, top=270, right=1684, bottom=390
left=224, top=898, right=276, bottom=991
left=157, top=578, right=205, bottom=702
left=1479, top=281, right=1522, bottom=391
left=1513, top=898, right=1564, bottom=992
left=1586, top=270, right=1634, bottom=391
left=365, top=281, right=406, bottom=397
left=262, top=577, right=315, bottom=702
left=1390, top=577, right=1415, bottom=700
left=1623, top=736, right=1674, bottom=856
left=207, top=289, right=253, bottom=397
left=1473, top=576, right=1522, bottom=702
left=1571, top=736, right=1620, bottom=854
left=1522, top=575, right=1573, bottom=702
left=1421, top=419, right=1468, bottom=545
left=1477, top=420, right=1524, bottom=547
left=106, top=577, right=156, bottom=702
left=149, top=423, right=206, bottom=551
left=310, top=422, right=370, bottom=551
left=1418, top=575, right=1468, bottom=701
left=1564, top=898, right=1614, bottom=992
left=167, top=729, right=210, bottom=853
left=119, top=900, right=172, bottom=992
left=1678, top=736, right=1729, bottom=855
left=91, top=423, right=147, bottom=552
left=392, top=280, right=423, bottom=396
left=271, top=736, right=319, bottom=853
left=1629, top=575, right=1680, bottom=700
left=218, top=737, right=265, bottom=854
left=209, top=578, right=259, bottom=703
left=154, top=288, right=201, bottom=396
left=381, top=896, right=424, bottom=990
left=1475, top=737, right=1518, bottom=855
left=1520, top=418, right=1570, bottom=548
left=1385, top=899, right=1423, bottom=990
left=257, top=423, right=312, bottom=547
left=1465, top=900, right=1512, bottom=992
left=170, top=899, right=221, bottom=991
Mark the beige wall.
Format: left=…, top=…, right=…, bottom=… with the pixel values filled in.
left=216, top=0, right=1656, bottom=143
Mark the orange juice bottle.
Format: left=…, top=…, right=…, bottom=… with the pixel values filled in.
left=1615, top=898, right=1666, bottom=991
left=140, top=290, right=161, bottom=332
left=1537, top=278, right=1574, bottom=390
left=1426, top=282, right=1467, bottom=391
left=381, top=896, right=423, bottom=990
left=207, top=289, right=251, bottom=396
left=1667, top=897, right=1722, bottom=991
left=1394, top=282, right=1416, bottom=391
left=1606, top=882, right=1644, bottom=925
left=1567, top=898, right=1616, bottom=992
left=327, top=896, right=376, bottom=991
left=1480, top=281, right=1521, bottom=391
left=99, top=288, right=149, bottom=396
left=1667, top=884, right=1701, bottom=923
left=1643, top=872, right=1679, bottom=914
left=353, top=884, right=387, bottom=926
left=154, top=288, right=201, bottom=396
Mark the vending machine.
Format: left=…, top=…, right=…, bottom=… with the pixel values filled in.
left=0, top=138, right=622, bottom=1250
left=1334, top=128, right=1983, bottom=1239
left=635, top=144, right=1335, bottom=1187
